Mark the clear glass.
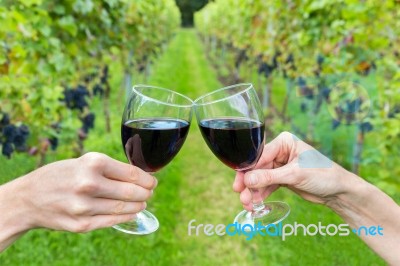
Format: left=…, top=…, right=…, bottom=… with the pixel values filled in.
left=194, top=83, right=290, bottom=228
left=114, top=85, right=193, bottom=235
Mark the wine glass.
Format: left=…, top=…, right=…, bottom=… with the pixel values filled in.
left=194, top=83, right=290, bottom=228
left=114, top=85, right=193, bottom=235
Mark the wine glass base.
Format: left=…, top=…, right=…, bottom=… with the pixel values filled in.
left=113, top=210, right=159, bottom=235
left=234, top=201, right=290, bottom=230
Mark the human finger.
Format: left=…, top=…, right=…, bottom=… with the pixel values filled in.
left=255, top=131, right=297, bottom=169
left=91, top=178, right=153, bottom=202
left=80, top=152, right=158, bottom=190
left=66, top=213, right=141, bottom=233
left=244, top=163, right=298, bottom=189
left=233, top=171, right=246, bottom=192
left=86, top=199, right=146, bottom=215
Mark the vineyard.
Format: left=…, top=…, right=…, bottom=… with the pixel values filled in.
left=0, top=0, right=180, bottom=164
left=0, top=0, right=399, bottom=265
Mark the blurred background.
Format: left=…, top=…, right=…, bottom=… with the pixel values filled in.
left=0, top=0, right=399, bottom=265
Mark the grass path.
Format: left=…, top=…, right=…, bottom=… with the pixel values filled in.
left=148, top=29, right=252, bottom=265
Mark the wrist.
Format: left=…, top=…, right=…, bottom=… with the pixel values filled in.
left=326, top=167, right=400, bottom=264
left=0, top=176, right=34, bottom=251
left=326, top=168, right=382, bottom=227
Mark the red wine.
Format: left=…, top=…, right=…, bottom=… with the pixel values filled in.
left=199, top=118, right=265, bottom=170
left=122, top=118, right=190, bottom=172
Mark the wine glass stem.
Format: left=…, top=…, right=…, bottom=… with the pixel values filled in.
left=250, top=188, right=266, bottom=211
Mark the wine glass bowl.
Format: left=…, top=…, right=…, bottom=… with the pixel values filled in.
left=195, top=83, right=265, bottom=171
left=194, top=83, right=290, bottom=228
left=115, top=85, right=193, bottom=235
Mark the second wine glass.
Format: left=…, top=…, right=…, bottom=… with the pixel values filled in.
left=194, top=83, right=290, bottom=228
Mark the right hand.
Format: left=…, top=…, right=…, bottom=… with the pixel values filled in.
left=9, top=152, right=157, bottom=233
left=233, top=132, right=361, bottom=210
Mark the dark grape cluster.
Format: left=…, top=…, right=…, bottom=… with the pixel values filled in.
left=332, top=119, right=341, bottom=130
left=321, top=86, right=331, bottom=102
left=315, top=54, right=325, bottom=77
left=258, top=62, right=275, bottom=78
left=331, top=97, right=368, bottom=128
left=0, top=113, right=30, bottom=158
left=1, top=113, right=10, bottom=125
left=257, top=52, right=279, bottom=78
left=388, top=105, right=400, bottom=118
left=47, top=123, right=61, bottom=151
left=359, top=121, right=373, bottom=133
left=49, top=137, right=59, bottom=151
left=62, top=66, right=107, bottom=147
left=286, top=54, right=295, bottom=68
left=332, top=97, right=363, bottom=125
left=317, top=54, right=325, bottom=66
left=81, top=113, right=96, bottom=133
left=13, top=125, right=30, bottom=151
left=333, top=120, right=374, bottom=133
left=93, top=83, right=104, bottom=97
left=63, top=85, right=89, bottom=111
left=64, top=84, right=98, bottom=139
left=100, top=65, right=109, bottom=85
left=297, top=77, right=314, bottom=100
left=91, top=65, right=108, bottom=97
left=78, top=112, right=96, bottom=141
left=345, top=98, right=363, bottom=114
left=235, top=49, right=248, bottom=69
left=283, top=53, right=296, bottom=78
left=84, top=72, right=98, bottom=84
left=138, top=56, right=147, bottom=73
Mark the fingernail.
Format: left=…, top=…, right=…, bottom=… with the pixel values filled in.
left=142, top=202, right=147, bottom=210
left=150, top=190, right=154, bottom=196
left=248, top=174, right=258, bottom=186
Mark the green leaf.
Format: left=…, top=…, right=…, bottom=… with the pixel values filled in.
left=39, top=25, right=51, bottom=37
left=54, top=5, right=66, bottom=15
left=58, top=16, right=78, bottom=36
left=73, top=0, right=94, bottom=14
left=17, top=0, right=43, bottom=7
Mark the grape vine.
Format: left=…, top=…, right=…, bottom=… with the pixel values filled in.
left=0, top=0, right=180, bottom=164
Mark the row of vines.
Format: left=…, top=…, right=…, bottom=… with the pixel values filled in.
left=0, top=0, right=180, bottom=165
left=195, top=0, right=400, bottom=193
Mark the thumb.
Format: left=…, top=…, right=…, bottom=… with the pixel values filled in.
left=244, top=163, right=298, bottom=188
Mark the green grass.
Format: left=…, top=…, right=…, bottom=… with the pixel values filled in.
left=0, top=29, right=385, bottom=265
